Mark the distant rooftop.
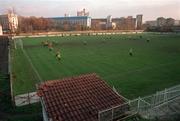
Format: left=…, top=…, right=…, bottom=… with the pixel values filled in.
left=37, top=73, right=127, bottom=121
left=49, top=16, right=91, bottom=20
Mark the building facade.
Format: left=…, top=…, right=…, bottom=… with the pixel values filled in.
left=126, top=16, right=136, bottom=30
left=106, top=15, right=116, bottom=29
left=145, top=21, right=158, bottom=27
left=51, top=16, right=91, bottom=31
left=91, top=19, right=106, bottom=30
left=166, top=18, right=175, bottom=26
left=91, top=15, right=139, bottom=30
left=112, top=16, right=136, bottom=30
left=0, top=25, right=2, bottom=35
left=113, top=17, right=126, bottom=30
left=0, top=13, right=18, bottom=33
left=136, top=14, right=143, bottom=30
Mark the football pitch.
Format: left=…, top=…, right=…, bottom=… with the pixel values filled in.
left=11, top=33, right=180, bottom=99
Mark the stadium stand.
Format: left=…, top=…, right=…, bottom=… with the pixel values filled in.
left=37, top=73, right=128, bottom=121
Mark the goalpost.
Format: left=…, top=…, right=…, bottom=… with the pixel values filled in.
left=14, top=38, right=43, bottom=82
left=12, top=38, right=43, bottom=106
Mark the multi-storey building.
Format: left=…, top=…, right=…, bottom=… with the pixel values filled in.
left=126, top=16, right=136, bottom=30
left=113, top=17, right=126, bottom=30
left=106, top=15, right=116, bottom=29
left=51, top=16, right=91, bottom=31
left=112, top=16, right=136, bottom=30
left=0, top=13, right=18, bottom=33
left=91, top=15, right=139, bottom=30
left=136, top=14, right=143, bottom=30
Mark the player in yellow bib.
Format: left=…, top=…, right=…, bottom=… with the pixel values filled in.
left=48, top=42, right=53, bottom=51
left=56, top=51, right=61, bottom=61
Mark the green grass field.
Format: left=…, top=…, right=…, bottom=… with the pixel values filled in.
left=12, top=33, right=180, bottom=99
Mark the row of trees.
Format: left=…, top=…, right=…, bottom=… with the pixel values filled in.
left=17, top=16, right=90, bottom=33
left=17, top=16, right=53, bottom=33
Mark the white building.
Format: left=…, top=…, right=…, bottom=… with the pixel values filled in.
left=51, top=16, right=91, bottom=30
left=0, top=13, right=18, bottom=33
left=0, top=25, right=2, bottom=35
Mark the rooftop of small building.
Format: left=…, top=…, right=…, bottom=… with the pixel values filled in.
left=37, top=73, right=127, bottom=121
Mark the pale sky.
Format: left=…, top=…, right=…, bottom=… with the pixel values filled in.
left=0, top=0, right=180, bottom=21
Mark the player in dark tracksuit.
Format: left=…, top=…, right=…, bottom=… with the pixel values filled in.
left=129, top=48, right=133, bottom=56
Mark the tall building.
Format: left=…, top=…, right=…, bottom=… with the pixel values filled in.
left=112, top=16, right=136, bottom=30
left=49, top=9, right=91, bottom=31
left=0, top=25, right=2, bottom=35
left=0, top=13, right=18, bottom=33
left=77, top=8, right=89, bottom=16
left=126, top=16, right=136, bottom=30
left=136, top=14, right=143, bottom=30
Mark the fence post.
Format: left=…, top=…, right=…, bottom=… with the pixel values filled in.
left=28, top=92, right=30, bottom=105
left=137, top=97, right=141, bottom=113
left=9, top=39, right=15, bottom=106
left=155, top=91, right=159, bottom=106
left=164, top=88, right=167, bottom=102
left=111, top=108, right=114, bottom=121
left=98, top=112, right=100, bottom=121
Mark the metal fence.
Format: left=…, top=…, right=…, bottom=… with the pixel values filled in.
left=98, top=84, right=180, bottom=121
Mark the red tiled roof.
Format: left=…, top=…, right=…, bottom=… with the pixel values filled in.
left=38, top=73, right=126, bottom=121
